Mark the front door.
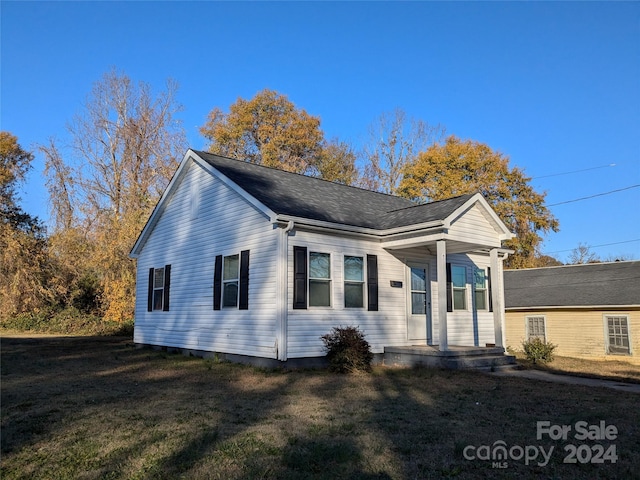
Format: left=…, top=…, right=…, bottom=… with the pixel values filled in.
left=407, top=265, right=432, bottom=343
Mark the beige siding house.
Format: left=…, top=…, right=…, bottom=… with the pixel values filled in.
left=504, top=261, right=640, bottom=364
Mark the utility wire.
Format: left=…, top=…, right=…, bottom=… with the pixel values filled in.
left=548, top=184, right=640, bottom=206
left=543, top=239, right=640, bottom=254
left=532, top=163, right=616, bottom=179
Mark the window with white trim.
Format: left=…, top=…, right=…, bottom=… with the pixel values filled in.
left=474, top=268, right=488, bottom=311
left=153, top=267, right=165, bottom=311
left=344, top=256, right=364, bottom=308
left=452, top=265, right=467, bottom=310
left=605, top=315, right=630, bottom=355
left=526, top=316, right=546, bottom=341
left=223, top=254, right=239, bottom=307
left=309, top=252, right=331, bottom=307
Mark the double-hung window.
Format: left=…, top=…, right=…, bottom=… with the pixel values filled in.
left=605, top=315, right=630, bottom=355
left=526, top=316, right=546, bottom=341
left=474, top=268, right=488, bottom=311
left=147, top=265, right=171, bottom=312
left=344, top=256, right=364, bottom=308
left=451, top=265, right=467, bottom=310
left=309, top=252, right=331, bottom=307
left=223, top=254, right=239, bottom=307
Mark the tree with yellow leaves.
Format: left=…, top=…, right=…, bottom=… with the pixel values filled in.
left=399, top=135, right=559, bottom=268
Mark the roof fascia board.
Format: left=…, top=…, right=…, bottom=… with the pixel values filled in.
left=446, top=193, right=514, bottom=240
left=275, top=214, right=445, bottom=237
left=130, top=150, right=195, bottom=258
left=191, top=151, right=276, bottom=222
left=506, top=305, right=640, bottom=311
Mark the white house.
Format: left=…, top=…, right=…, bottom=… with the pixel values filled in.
left=130, top=150, right=515, bottom=367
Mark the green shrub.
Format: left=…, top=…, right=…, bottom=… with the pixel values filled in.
left=522, top=337, right=557, bottom=364
left=320, top=326, right=373, bottom=373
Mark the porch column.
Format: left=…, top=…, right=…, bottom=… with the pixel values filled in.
left=490, top=248, right=505, bottom=349
left=436, top=240, right=448, bottom=351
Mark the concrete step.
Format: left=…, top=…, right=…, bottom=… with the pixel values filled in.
left=441, top=355, right=518, bottom=370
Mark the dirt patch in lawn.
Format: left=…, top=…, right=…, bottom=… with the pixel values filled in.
left=2, top=335, right=639, bottom=479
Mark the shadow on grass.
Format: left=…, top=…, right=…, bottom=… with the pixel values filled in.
left=2, top=336, right=639, bottom=479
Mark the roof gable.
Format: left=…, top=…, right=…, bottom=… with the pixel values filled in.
left=504, top=261, right=640, bottom=308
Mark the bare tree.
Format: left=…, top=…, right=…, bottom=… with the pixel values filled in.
left=568, top=243, right=600, bottom=264
left=360, top=108, right=445, bottom=195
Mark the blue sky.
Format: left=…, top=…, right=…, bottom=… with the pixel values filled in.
left=2, top=1, right=639, bottom=263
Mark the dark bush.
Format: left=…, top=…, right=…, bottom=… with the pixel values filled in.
left=320, top=326, right=373, bottom=373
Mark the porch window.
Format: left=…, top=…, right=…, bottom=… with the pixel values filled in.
left=223, top=254, right=240, bottom=307
left=605, top=315, right=630, bottom=355
left=474, top=269, right=488, bottom=311
left=452, top=265, right=467, bottom=310
left=309, top=252, right=331, bottom=307
left=526, top=316, right=546, bottom=341
left=344, top=256, right=364, bottom=308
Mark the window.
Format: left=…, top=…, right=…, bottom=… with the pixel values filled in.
left=411, top=267, right=427, bottom=315
left=452, top=265, right=467, bottom=310
left=147, top=265, right=171, bottom=312
left=344, top=256, right=364, bottom=308
left=474, top=269, right=488, bottom=311
left=526, top=316, right=546, bottom=341
left=213, top=251, right=249, bottom=310
left=223, top=254, right=239, bottom=307
left=605, top=315, right=630, bottom=355
left=309, top=252, right=331, bottom=307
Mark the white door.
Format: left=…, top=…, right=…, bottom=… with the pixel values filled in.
left=407, top=265, right=431, bottom=342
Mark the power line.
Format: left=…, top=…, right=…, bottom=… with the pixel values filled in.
left=543, top=239, right=640, bottom=254
left=548, top=184, right=640, bottom=206
left=532, top=163, right=616, bottom=179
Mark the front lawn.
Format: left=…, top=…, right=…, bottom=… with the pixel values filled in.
left=2, top=336, right=638, bottom=479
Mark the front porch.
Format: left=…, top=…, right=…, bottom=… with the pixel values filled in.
left=383, top=345, right=517, bottom=371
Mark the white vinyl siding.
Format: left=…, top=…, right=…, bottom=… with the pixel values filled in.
left=133, top=159, right=279, bottom=359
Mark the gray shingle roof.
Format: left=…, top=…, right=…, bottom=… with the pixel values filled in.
left=504, top=261, right=640, bottom=308
left=195, top=151, right=474, bottom=230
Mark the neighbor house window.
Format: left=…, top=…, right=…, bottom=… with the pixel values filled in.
left=526, top=316, right=546, bottom=341
left=605, top=315, right=630, bottom=355
left=344, top=256, right=364, bottom=308
left=309, top=252, right=331, bottom=307
left=474, top=268, right=488, bottom=311
left=452, top=265, right=467, bottom=310
left=223, top=254, right=240, bottom=307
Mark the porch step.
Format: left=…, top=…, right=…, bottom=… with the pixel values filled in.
left=383, top=346, right=518, bottom=371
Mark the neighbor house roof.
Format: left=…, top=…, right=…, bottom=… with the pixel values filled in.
left=504, top=261, right=640, bottom=309
left=194, top=150, right=474, bottom=230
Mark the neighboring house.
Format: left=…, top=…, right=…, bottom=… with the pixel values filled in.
left=130, top=150, right=515, bottom=366
left=504, top=261, right=640, bottom=363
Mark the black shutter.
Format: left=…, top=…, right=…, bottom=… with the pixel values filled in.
left=367, top=254, right=378, bottom=311
left=487, top=267, right=493, bottom=312
left=213, top=255, right=222, bottom=310
left=446, top=263, right=453, bottom=312
left=239, top=250, right=250, bottom=310
left=162, top=264, right=171, bottom=311
left=293, top=246, right=307, bottom=309
left=147, top=268, right=154, bottom=312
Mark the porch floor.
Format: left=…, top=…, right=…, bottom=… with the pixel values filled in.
left=383, top=344, right=517, bottom=370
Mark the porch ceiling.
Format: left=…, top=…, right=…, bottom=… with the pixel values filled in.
left=382, top=237, right=499, bottom=255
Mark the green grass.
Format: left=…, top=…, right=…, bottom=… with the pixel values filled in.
left=2, top=336, right=639, bottom=479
